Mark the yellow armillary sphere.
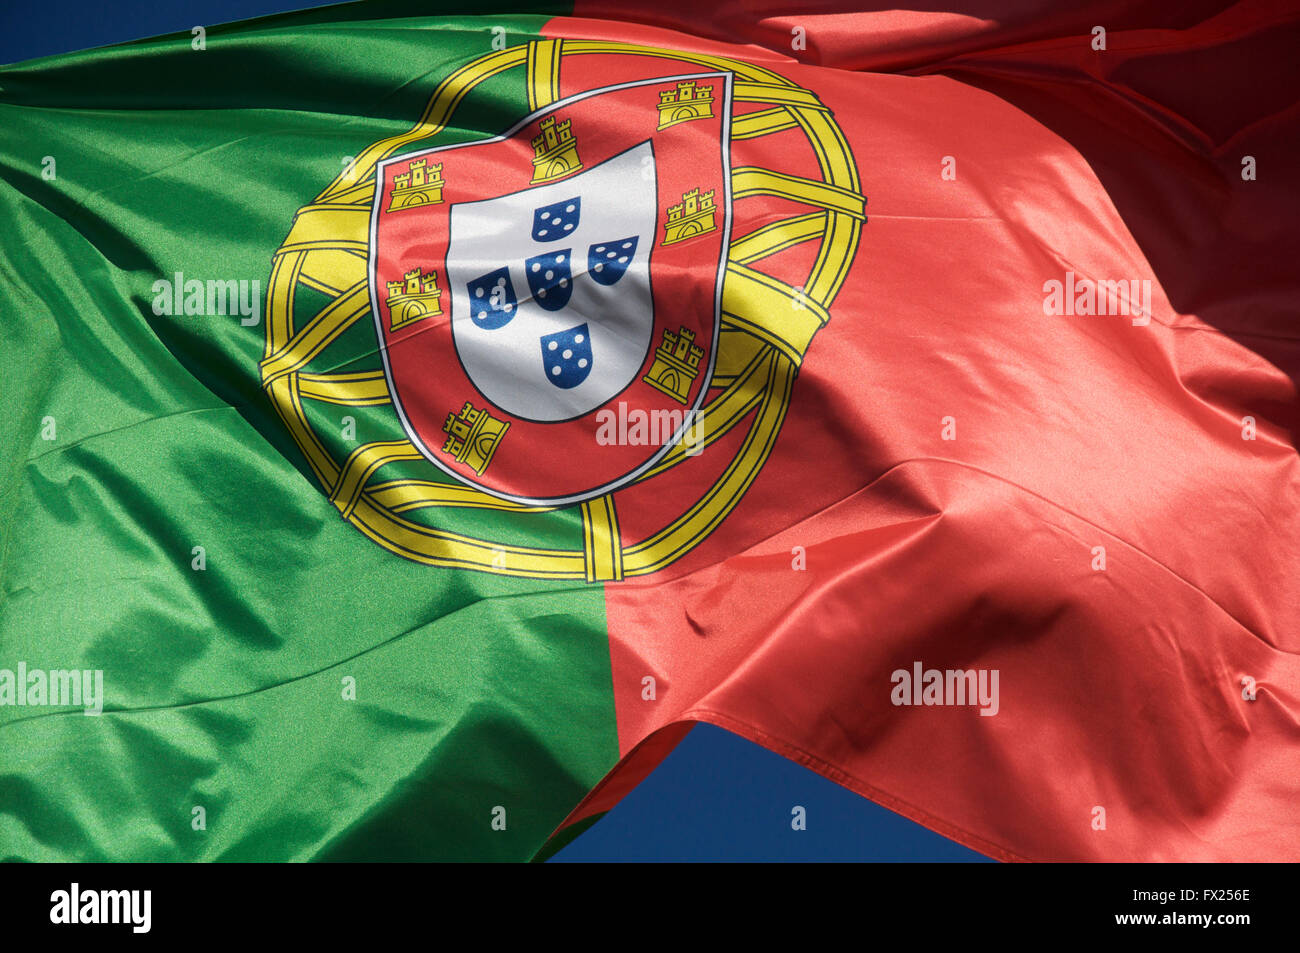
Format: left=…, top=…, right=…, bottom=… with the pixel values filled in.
left=261, top=39, right=864, bottom=581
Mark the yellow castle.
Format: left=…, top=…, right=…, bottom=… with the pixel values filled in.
left=657, top=81, right=715, bottom=130
left=387, top=158, right=445, bottom=212
left=442, top=402, right=509, bottom=475
left=662, top=188, right=718, bottom=246
left=385, top=267, right=441, bottom=330
left=531, top=116, right=582, bottom=184
left=643, top=327, right=705, bottom=404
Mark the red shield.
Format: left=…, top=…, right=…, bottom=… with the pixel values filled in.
left=369, top=72, right=732, bottom=505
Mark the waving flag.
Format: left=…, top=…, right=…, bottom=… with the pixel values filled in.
left=2, top=0, right=1297, bottom=861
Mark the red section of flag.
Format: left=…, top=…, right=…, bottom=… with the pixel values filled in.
left=546, top=2, right=1300, bottom=860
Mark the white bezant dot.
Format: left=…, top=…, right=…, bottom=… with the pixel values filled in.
left=538, top=229, right=548, bottom=237
left=477, top=311, right=487, bottom=320
left=606, top=251, right=617, bottom=259
left=541, top=211, right=550, bottom=219
left=618, top=256, right=628, bottom=264
left=594, top=263, right=604, bottom=272
left=595, top=246, right=605, bottom=253
left=551, top=366, right=561, bottom=376
left=574, top=334, right=584, bottom=343
left=562, top=349, right=573, bottom=359
left=475, top=287, right=484, bottom=298
left=557, top=254, right=565, bottom=263
left=538, top=289, right=546, bottom=297
left=564, top=222, right=574, bottom=230
left=566, top=204, right=575, bottom=213
left=503, top=303, right=513, bottom=313
left=578, top=358, right=588, bottom=368
left=548, top=341, right=557, bottom=351
left=545, top=269, right=554, bottom=280
left=622, top=242, right=632, bottom=249
left=559, top=278, right=567, bottom=288
left=531, top=262, right=540, bottom=272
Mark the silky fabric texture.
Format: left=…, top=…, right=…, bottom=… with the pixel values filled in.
left=0, top=6, right=617, bottom=862
left=550, top=2, right=1300, bottom=860
left=1, top=0, right=1297, bottom=864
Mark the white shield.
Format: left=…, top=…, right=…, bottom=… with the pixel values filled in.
left=446, top=141, right=657, bottom=422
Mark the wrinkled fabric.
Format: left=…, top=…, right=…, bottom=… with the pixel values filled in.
left=1, top=0, right=1297, bottom=863
left=0, top=6, right=618, bottom=862
left=560, top=1, right=1300, bottom=861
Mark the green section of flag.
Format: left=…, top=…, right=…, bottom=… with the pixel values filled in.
left=0, top=6, right=618, bottom=861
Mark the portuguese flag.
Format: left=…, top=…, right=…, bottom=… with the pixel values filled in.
left=3, top=0, right=1298, bottom=862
